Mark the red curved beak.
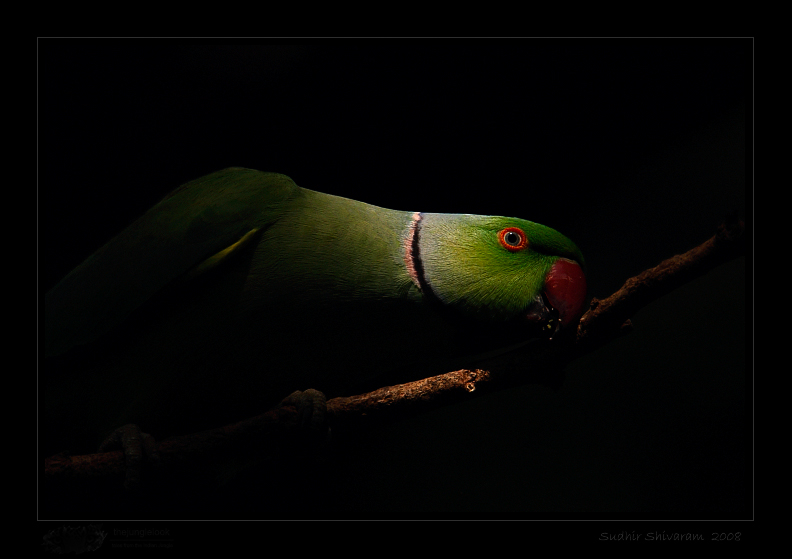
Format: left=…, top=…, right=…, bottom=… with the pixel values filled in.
left=544, top=258, right=587, bottom=327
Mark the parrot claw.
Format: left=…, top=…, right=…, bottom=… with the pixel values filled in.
left=277, top=389, right=332, bottom=455
left=279, top=389, right=328, bottom=437
left=98, top=423, right=160, bottom=490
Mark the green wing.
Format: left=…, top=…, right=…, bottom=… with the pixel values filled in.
left=45, top=168, right=300, bottom=358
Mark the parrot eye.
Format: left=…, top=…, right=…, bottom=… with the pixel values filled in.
left=498, top=227, right=528, bottom=252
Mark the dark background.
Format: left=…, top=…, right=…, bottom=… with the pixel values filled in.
left=38, top=39, right=750, bottom=520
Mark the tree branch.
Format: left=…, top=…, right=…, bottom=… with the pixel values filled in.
left=43, top=217, right=745, bottom=484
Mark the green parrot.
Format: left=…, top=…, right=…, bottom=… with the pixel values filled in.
left=43, top=167, right=586, bottom=458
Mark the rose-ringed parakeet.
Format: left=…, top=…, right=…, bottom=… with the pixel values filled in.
left=43, top=167, right=587, bottom=460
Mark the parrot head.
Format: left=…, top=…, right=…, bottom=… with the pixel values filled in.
left=408, top=212, right=587, bottom=339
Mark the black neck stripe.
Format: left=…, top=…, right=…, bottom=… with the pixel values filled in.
left=411, top=213, right=442, bottom=305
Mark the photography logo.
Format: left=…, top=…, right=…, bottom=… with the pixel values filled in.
left=42, top=524, right=107, bottom=554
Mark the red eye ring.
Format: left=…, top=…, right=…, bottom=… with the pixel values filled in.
left=498, top=227, right=529, bottom=252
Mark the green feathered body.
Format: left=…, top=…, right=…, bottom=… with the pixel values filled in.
left=43, top=168, right=586, bottom=454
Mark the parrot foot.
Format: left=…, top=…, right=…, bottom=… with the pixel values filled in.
left=98, top=423, right=160, bottom=490
left=278, top=389, right=328, bottom=438
left=213, top=390, right=330, bottom=501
